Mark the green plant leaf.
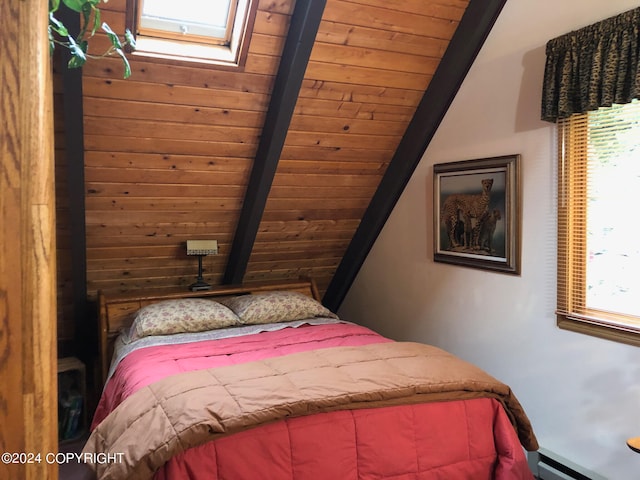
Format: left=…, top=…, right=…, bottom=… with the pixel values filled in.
left=67, top=35, right=86, bottom=58
left=61, top=0, right=85, bottom=13
left=49, top=13, right=69, bottom=37
left=114, top=48, right=132, bottom=79
left=50, top=2, right=133, bottom=79
left=67, top=38, right=87, bottom=68
left=68, top=53, right=86, bottom=69
left=125, top=29, right=136, bottom=49
left=49, top=29, right=55, bottom=56
left=101, top=22, right=123, bottom=49
left=91, top=8, right=101, bottom=36
left=78, top=3, right=93, bottom=39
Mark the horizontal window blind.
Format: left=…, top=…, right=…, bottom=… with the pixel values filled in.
left=557, top=100, right=640, bottom=341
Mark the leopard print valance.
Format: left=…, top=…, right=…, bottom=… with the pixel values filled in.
left=541, top=7, right=640, bottom=123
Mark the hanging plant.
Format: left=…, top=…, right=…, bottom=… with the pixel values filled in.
left=48, top=0, right=135, bottom=78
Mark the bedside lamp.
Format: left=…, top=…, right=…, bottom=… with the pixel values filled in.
left=186, top=240, right=218, bottom=291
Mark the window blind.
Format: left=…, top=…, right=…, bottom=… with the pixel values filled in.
left=557, top=100, right=640, bottom=343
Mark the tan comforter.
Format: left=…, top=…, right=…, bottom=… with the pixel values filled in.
left=83, top=342, right=538, bottom=479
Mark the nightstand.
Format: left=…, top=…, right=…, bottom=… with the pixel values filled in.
left=57, top=357, right=87, bottom=442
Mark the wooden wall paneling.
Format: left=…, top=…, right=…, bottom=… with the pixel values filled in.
left=298, top=79, right=423, bottom=106
left=68, top=0, right=490, bottom=323
left=246, top=256, right=344, bottom=274
left=276, top=159, right=387, bottom=175
left=269, top=185, right=376, bottom=198
left=249, top=33, right=287, bottom=56
left=251, top=8, right=292, bottom=37
left=272, top=172, right=382, bottom=188
left=84, top=154, right=253, bottom=186
left=283, top=131, right=398, bottom=150
left=88, top=261, right=227, bottom=283
left=351, top=0, right=468, bottom=17
left=82, top=72, right=274, bottom=106
left=310, top=43, right=440, bottom=75
left=84, top=117, right=262, bottom=144
left=84, top=135, right=258, bottom=156
left=0, top=0, right=58, bottom=477
left=261, top=207, right=366, bottom=222
left=322, top=0, right=462, bottom=35
left=278, top=145, right=391, bottom=163
left=258, top=228, right=359, bottom=243
left=316, top=22, right=450, bottom=58
left=85, top=209, right=240, bottom=226
left=81, top=0, right=297, bottom=299
left=84, top=231, right=235, bottom=249
left=223, top=0, right=329, bottom=285
left=305, top=62, right=431, bottom=90
left=323, top=0, right=506, bottom=310
left=85, top=196, right=244, bottom=212
left=84, top=97, right=266, bottom=128
left=85, top=151, right=253, bottom=171
left=288, top=115, right=407, bottom=136
left=86, top=182, right=246, bottom=198
left=293, top=97, right=416, bottom=123
left=248, top=0, right=449, bottom=293
left=263, top=202, right=365, bottom=217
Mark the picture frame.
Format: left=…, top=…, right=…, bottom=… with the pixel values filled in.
left=433, top=154, right=521, bottom=274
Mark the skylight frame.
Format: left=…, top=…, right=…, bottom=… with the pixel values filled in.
left=137, top=0, right=237, bottom=46
left=126, top=0, right=257, bottom=68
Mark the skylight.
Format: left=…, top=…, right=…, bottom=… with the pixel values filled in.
left=139, top=0, right=234, bottom=45
left=128, top=0, right=256, bottom=67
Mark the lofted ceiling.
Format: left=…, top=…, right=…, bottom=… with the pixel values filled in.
left=54, top=0, right=505, bottom=350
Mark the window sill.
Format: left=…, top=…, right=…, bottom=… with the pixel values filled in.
left=132, top=37, right=243, bottom=68
left=557, top=313, right=640, bottom=347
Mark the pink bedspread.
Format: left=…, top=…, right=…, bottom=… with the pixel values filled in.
left=92, top=322, right=534, bottom=480
left=93, top=322, right=389, bottom=428
left=155, top=398, right=530, bottom=480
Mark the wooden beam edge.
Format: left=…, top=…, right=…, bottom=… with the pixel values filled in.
left=323, top=0, right=509, bottom=311
left=223, top=0, right=328, bottom=285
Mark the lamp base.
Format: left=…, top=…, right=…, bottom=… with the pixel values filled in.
left=189, top=281, right=212, bottom=291
left=189, top=254, right=211, bottom=291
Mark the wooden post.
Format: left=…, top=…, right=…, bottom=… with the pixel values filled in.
left=0, top=0, right=58, bottom=478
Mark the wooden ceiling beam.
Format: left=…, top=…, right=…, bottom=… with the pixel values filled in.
left=323, top=0, right=508, bottom=311
left=223, top=0, right=328, bottom=285
left=60, top=4, right=91, bottom=361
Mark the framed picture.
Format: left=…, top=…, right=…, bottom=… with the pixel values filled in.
left=433, top=154, right=521, bottom=274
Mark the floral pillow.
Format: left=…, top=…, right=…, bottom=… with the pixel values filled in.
left=128, top=298, right=241, bottom=340
left=220, top=291, right=338, bottom=325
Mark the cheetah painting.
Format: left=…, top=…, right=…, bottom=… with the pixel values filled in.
left=475, top=208, right=501, bottom=253
left=433, top=154, right=520, bottom=275
left=440, top=178, right=493, bottom=249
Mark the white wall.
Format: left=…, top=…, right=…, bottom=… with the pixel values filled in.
left=339, top=1, right=640, bottom=478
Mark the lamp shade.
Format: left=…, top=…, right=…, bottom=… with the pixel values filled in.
left=186, top=240, right=218, bottom=256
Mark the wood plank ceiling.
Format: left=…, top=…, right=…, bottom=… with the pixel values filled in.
left=54, top=0, right=505, bottom=351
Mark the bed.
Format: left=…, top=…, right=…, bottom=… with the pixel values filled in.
left=83, top=278, right=538, bottom=480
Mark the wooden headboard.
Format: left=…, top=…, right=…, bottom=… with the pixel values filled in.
left=98, top=278, right=321, bottom=384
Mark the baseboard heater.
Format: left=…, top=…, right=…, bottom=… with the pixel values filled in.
left=527, top=448, right=607, bottom=480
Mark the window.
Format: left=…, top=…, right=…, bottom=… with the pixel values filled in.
left=127, top=0, right=257, bottom=67
left=557, top=99, right=640, bottom=346
left=138, top=0, right=235, bottom=44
